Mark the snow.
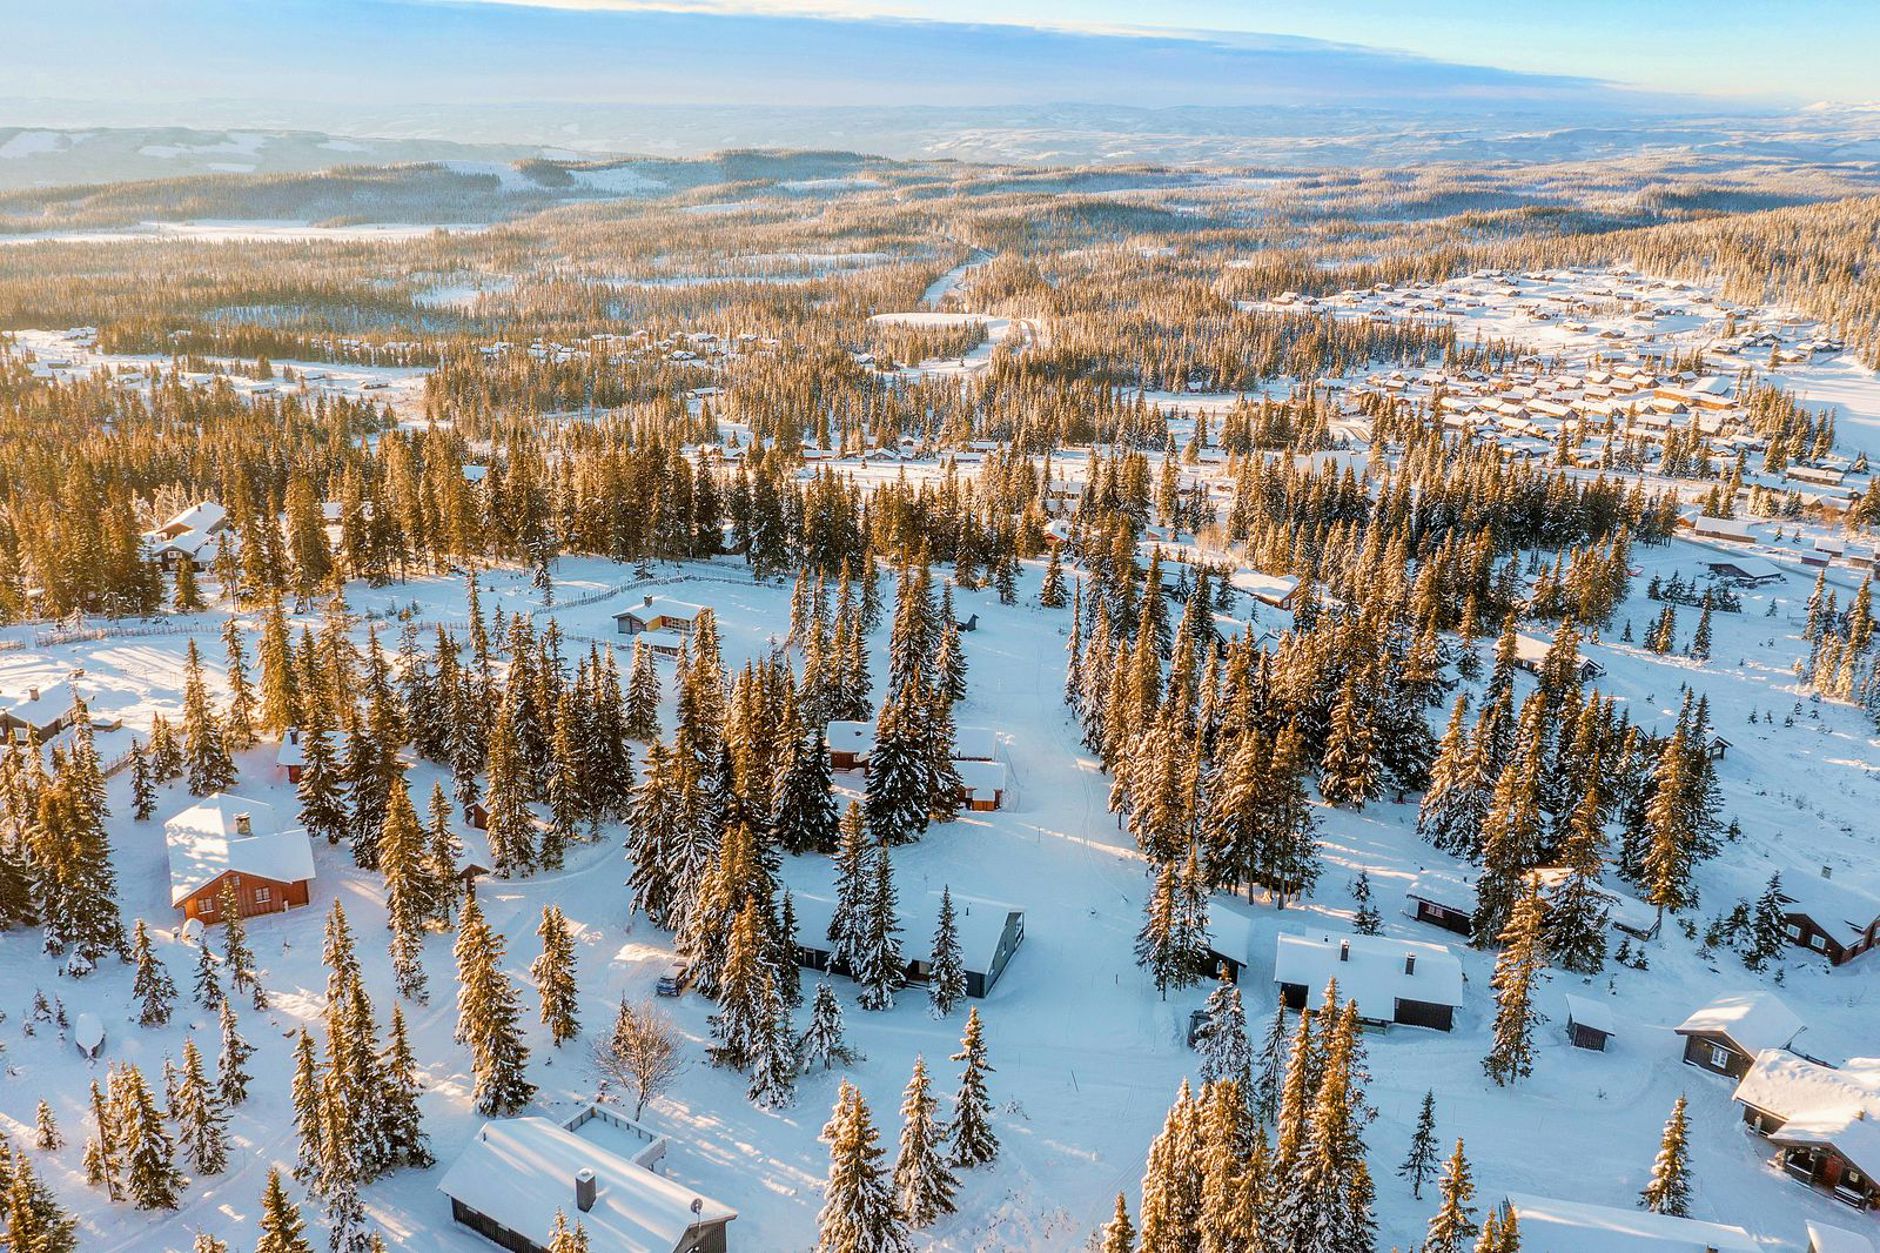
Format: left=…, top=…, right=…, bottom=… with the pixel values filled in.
left=1504, top=1191, right=1760, bottom=1252
left=162, top=793, right=316, bottom=905
left=567, top=165, right=668, bottom=195
left=0, top=221, right=491, bottom=247
left=825, top=718, right=874, bottom=757
left=1673, top=991, right=1805, bottom=1055
left=1807, top=1220, right=1876, bottom=1253
left=1270, top=929, right=1464, bottom=1017
left=434, top=1109, right=735, bottom=1252
left=0, top=129, right=69, bottom=160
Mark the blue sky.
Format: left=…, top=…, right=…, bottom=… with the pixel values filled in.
left=2, top=0, right=1872, bottom=123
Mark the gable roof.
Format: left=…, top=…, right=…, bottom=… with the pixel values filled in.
left=163, top=793, right=315, bottom=905
left=437, top=1111, right=735, bottom=1253
left=1271, top=929, right=1463, bottom=1016
left=1735, top=1050, right=1880, bottom=1177
left=1674, top=991, right=1803, bottom=1054
left=1503, top=1191, right=1758, bottom=1252
left=614, top=596, right=706, bottom=626
left=791, top=889, right=1020, bottom=976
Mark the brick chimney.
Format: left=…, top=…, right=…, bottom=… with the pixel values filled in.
left=575, top=1168, right=597, bottom=1213
left=235, top=813, right=252, bottom=836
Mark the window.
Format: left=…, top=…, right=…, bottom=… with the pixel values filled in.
left=199, top=894, right=218, bottom=916
left=1709, top=1044, right=1733, bottom=1070
left=253, top=886, right=272, bottom=907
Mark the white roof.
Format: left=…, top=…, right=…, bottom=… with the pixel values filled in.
left=953, top=758, right=1007, bottom=800
left=1674, top=991, right=1803, bottom=1054
left=163, top=793, right=315, bottom=905
left=1705, top=554, right=1785, bottom=580
left=792, top=889, right=1020, bottom=976
left=157, top=501, right=226, bottom=536
left=1808, top=1221, right=1875, bottom=1253
left=437, top=1114, right=735, bottom=1253
left=1504, top=1192, right=1757, bottom=1252
left=1691, top=514, right=1756, bottom=539
left=1271, top=930, right=1463, bottom=1016
left=1564, top=992, right=1614, bottom=1036
left=1404, top=866, right=1477, bottom=910
left=825, top=720, right=874, bottom=753
left=615, top=596, right=706, bottom=625
left=952, top=726, right=999, bottom=761
left=275, top=732, right=305, bottom=769
left=1530, top=868, right=1656, bottom=935
left=2, top=681, right=77, bottom=725
left=1733, top=1051, right=1880, bottom=1174
left=1779, top=874, right=1880, bottom=939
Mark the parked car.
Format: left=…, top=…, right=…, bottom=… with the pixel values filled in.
left=656, top=961, right=690, bottom=997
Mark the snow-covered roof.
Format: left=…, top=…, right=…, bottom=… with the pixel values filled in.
left=437, top=1110, right=735, bottom=1253
left=952, top=725, right=999, bottom=761
left=1529, top=869, right=1656, bottom=936
left=791, top=889, right=1020, bottom=976
left=1404, top=866, right=1476, bottom=910
left=1271, top=930, right=1463, bottom=1016
left=154, top=500, right=226, bottom=537
left=1674, top=991, right=1803, bottom=1054
left=614, top=596, right=706, bottom=626
left=275, top=731, right=305, bottom=769
left=953, top=758, right=1007, bottom=800
left=1704, top=554, right=1784, bottom=581
left=1807, top=1220, right=1875, bottom=1253
left=163, top=793, right=315, bottom=905
left=1778, top=874, right=1880, bottom=939
left=1503, top=1191, right=1757, bottom=1252
left=2, top=681, right=77, bottom=726
left=1733, top=1050, right=1880, bottom=1142
left=1564, top=992, right=1614, bottom=1037
left=825, top=719, right=874, bottom=754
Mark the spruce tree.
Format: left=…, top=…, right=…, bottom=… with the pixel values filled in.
left=218, top=879, right=265, bottom=1009
left=928, top=886, right=967, bottom=1018
left=131, top=918, right=178, bottom=1027
left=1422, top=1139, right=1478, bottom=1253
left=853, top=842, right=904, bottom=1012
left=948, top=1008, right=998, bottom=1168
left=798, top=982, right=861, bottom=1071
left=1399, top=1089, right=1440, bottom=1200
left=112, top=1063, right=184, bottom=1210
left=32, top=1100, right=59, bottom=1151
left=816, top=1081, right=909, bottom=1253
left=547, top=1211, right=591, bottom=1253
left=532, top=905, right=580, bottom=1046
left=1639, top=1095, right=1693, bottom=1217
left=83, top=1078, right=123, bottom=1201
left=892, top=1055, right=958, bottom=1227
left=774, top=730, right=839, bottom=856
left=1196, top=982, right=1252, bottom=1095
left=181, top=639, right=235, bottom=796
left=829, top=803, right=871, bottom=972
left=1040, top=547, right=1068, bottom=608
left=1252, top=1002, right=1288, bottom=1126
left=5, top=1151, right=78, bottom=1253
left=173, top=1038, right=229, bottom=1175
left=381, top=772, right=435, bottom=1003
left=216, top=1000, right=254, bottom=1107
left=1483, top=888, right=1547, bottom=1088
left=1101, top=1192, right=1135, bottom=1253
left=745, top=975, right=798, bottom=1111
left=254, top=1168, right=314, bottom=1253
left=130, top=743, right=157, bottom=821
left=379, top=1005, right=434, bottom=1169
left=295, top=720, right=348, bottom=846
left=454, top=893, right=536, bottom=1115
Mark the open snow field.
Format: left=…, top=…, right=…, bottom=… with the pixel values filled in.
left=1, top=531, right=1878, bottom=1249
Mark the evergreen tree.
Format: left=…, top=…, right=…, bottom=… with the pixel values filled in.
left=1422, top=1139, right=1478, bottom=1253
left=218, top=879, right=265, bottom=1009
left=173, top=1038, right=229, bottom=1175
left=928, top=886, right=967, bottom=1018
left=1483, top=888, right=1547, bottom=1088
left=798, top=982, right=862, bottom=1071
left=1252, top=1002, right=1289, bottom=1126
left=948, top=1008, right=998, bottom=1168
left=829, top=803, right=871, bottom=972
left=1639, top=1095, right=1693, bottom=1217
left=1351, top=872, right=1381, bottom=935
left=745, top=974, right=799, bottom=1111
left=32, top=1100, right=60, bottom=1151
left=131, top=919, right=178, bottom=1027
left=217, top=1001, right=254, bottom=1107
left=865, top=692, right=930, bottom=845
left=1399, top=1090, right=1440, bottom=1200
left=774, top=731, right=840, bottom=855
left=83, top=1078, right=123, bottom=1201
left=1319, top=676, right=1381, bottom=808
left=1746, top=874, right=1789, bottom=972
left=5, top=1152, right=79, bottom=1253
left=1196, top=982, right=1252, bottom=1095
left=853, top=842, right=904, bottom=1012
left=816, top=1080, right=909, bottom=1253
left=112, top=1063, right=184, bottom=1210
left=1101, top=1192, right=1136, bottom=1253
left=547, top=1211, right=591, bottom=1253
left=181, top=639, right=235, bottom=796
left=130, top=743, right=157, bottom=821
left=379, top=1005, right=434, bottom=1169
left=454, top=893, right=537, bottom=1115
left=254, top=1168, right=314, bottom=1253
left=295, top=720, right=348, bottom=846
left=381, top=773, right=434, bottom=1004
left=1040, top=548, right=1068, bottom=609
left=532, top=905, right=581, bottom=1046
left=624, top=641, right=662, bottom=742
left=893, top=1055, right=958, bottom=1227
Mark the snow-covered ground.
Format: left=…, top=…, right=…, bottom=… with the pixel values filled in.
left=2, top=535, right=1878, bottom=1250
left=0, top=221, right=494, bottom=247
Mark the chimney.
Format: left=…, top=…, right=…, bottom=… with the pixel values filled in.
left=1822, top=866, right=1834, bottom=880
left=26, top=687, right=38, bottom=703
left=235, top=813, right=252, bottom=836
left=643, top=594, right=654, bottom=607
left=1339, top=940, right=1350, bottom=963
left=575, top=1168, right=597, bottom=1213
left=1405, top=954, right=1417, bottom=976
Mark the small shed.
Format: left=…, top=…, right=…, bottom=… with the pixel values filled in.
left=276, top=728, right=306, bottom=784
left=953, top=758, right=1008, bottom=811
left=1404, top=868, right=1477, bottom=937
left=1564, top=993, right=1614, bottom=1052
left=826, top=720, right=874, bottom=771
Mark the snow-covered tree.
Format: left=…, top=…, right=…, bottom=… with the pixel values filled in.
left=947, top=1008, right=998, bottom=1168
left=927, top=885, right=967, bottom=1018
left=892, top=1055, right=958, bottom=1227
left=816, top=1080, right=908, bottom=1253
left=1639, top=1095, right=1693, bottom=1217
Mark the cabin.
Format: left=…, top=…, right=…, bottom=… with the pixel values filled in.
left=825, top=720, right=874, bottom=771
left=1512, top=633, right=1605, bottom=683
left=613, top=596, right=706, bottom=656
left=1502, top=1191, right=1758, bottom=1252
left=1807, top=1221, right=1875, bottom=1253
left=1674, top=991, right=1804, bottom=1080
left=1229, top=569, right=1301, bottom=612
left=790, top=890, right=1024, bottom=999
left=142, top=501, right=229, bottom=571
left=1732, top=1051, right=1880, bottom=1213
left=1529, top=867, right=1661, bottom=940
left=1, top=681, right=81, bottom=744
left=1704, top=556, right=1785, bottom=586
left=164, top=794, right=315, bottom=924
left=953, top=758, right=1008, bottom=811
left=1272, top=931, right=1463, bottom=1033
left=1564, top=993, right=1615, bottom=1052
left=1778, top=874, right=1880, bottom=966
left=952, top=726, right=998, bottom=762
left=276, top=728, right=306, bottom=784
left=438, top=1104, right=737, bottom=1253
left=1403, top=868, right=1477, bottom=937
left=1690, top=514, right=1757, bottom=543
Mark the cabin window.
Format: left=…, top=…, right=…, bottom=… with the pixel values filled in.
left=253, top=886, right=272, bottom=907
left=1786, top=923, right=1804, bottom=941
left=199, top=895, right=218, bottom=916
left=1708, top=1044, right=1732, bottom=1070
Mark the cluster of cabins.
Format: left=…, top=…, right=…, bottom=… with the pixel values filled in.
left=825, top=719, right=1011, bottom=812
